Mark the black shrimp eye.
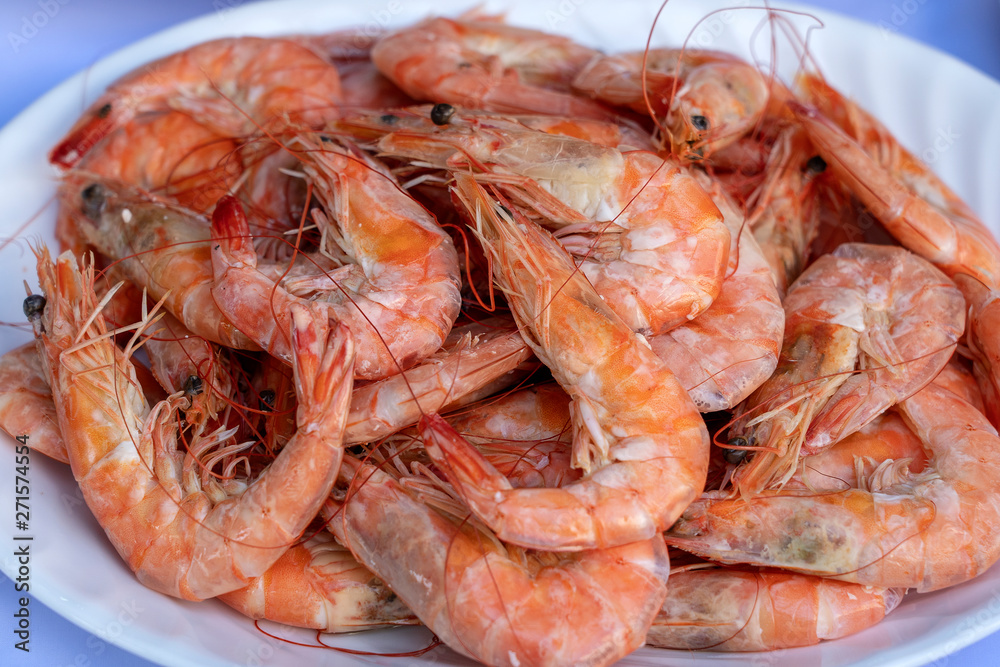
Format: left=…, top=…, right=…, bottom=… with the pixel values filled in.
left=80, top=183, right=106, bottom=220
left=690, top=115, right=710, bottom=131
left=430, top=103, right=456, bottom=126
left=96, top=102, right=112, bottom=119
left=806, top=155, right=828, bottom=173
left=22, top=294, right=46, bottom=321
left=182, top=375, right=203, bottom=397
left=259, top=389, right=276, bottom=411
left=723, top=436, right=749, bottom=465
left=379, top=113, right=400, bottom=125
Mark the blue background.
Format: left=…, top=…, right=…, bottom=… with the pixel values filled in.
left=1, top=1, right=998, bottom=666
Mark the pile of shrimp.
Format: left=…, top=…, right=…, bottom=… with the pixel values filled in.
left=5, top=7, right=1000, bottom=666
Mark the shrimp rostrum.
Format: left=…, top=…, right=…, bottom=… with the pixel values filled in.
left=27, top=249, right=355, bottom=600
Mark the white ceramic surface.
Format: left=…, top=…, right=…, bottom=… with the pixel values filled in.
left=2, top=1, right=1000, bottom=666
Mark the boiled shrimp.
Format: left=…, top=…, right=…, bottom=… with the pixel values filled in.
left=417, top=173, right=710, bottom=551
left=218, top=529, right=418, bottom=632
left=29, top=249, right=355, bottom=600
left=727, top=243, right=964, bottom=497
left=0, top=342, right=68, bottom=463
left=50, top=36, right=343, bottom=169
left=790, top=81, right=1000, bottom=426
left=59, top=172, right=258, bottom=350
left=210, top=135, right=462, bottom=380
left=647, top=566, right=903, bottom=651
left=362, top=108, right=730, bottom=335
left=572, top=48, right=775, bottom=160
left=649, top=171, right=783, bottom=411
left=326, top=455, right=670, bottom=667
left=668, top=377, right=1000, bottom=592
left=345, top=319, right=534, bottom=444
left=371, top=14, right=611, bottom=120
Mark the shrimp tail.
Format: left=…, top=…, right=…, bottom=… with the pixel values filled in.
left=289, top=303, right=355, bottom=430
left=212, top=194, right=259, bottom=268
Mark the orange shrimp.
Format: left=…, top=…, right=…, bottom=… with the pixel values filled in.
left=326, top=455, right=670, bottom=667
left=218, top=529, right=418, bottom=632
left=667, top=378, right=1000, bottom=592
left=50, top=36, right=342, bottom=169
left=29, top=249, right=355, bottom=600
left=345, top=320, right=534, bottom=445
left=647, top=566, right=903, bottom=651
left=58, top=172, right=258, bottom=350
left=359, top=108, right=730, bottom=336
left=790, top=79, right=1000, bottom=425
left=572, top=49, right=777, bottom=160
left=210, top=136, right=462, bottom=380
left=370, top=14, right=612, bottom=120
left=416, top=173, right=709, bottom=551
left=727, top=243, right=964, bottom=497
left=0, top=342, right=68, bottom=463
left=649, top=171, right=783, bottom=411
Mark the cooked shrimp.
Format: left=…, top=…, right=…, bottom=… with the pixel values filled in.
left=50, top=36, right=342, bottom=169
left=218, top=529, right=418, bottom=632
left=572, top=49, right=775, bottom=160
left=745, top=125, right=827, bottom=297
left=371, top=14, right=611, bottom=120
left=0, top=342, right=68, bottom=463
left=649, top=171, right=783, bottom=411
left=670, top=376, right=1000, bottom=592
left=727, top=243, right=964, bottom=497
left=29, top=248, right=355, bottom=600
left=345, top=320, right=534, bottom=444
left=362, top=108, right=730, bottom=335
left=211, top=135, right=462, bottom=380
left=59, top=172, right=258, bottom=350
left=326, top=455, right=670, bottom=667
left=647, top=566, right=903, bottom=651
left=416, top=174, right=709, bottom=551
left=790, top=83, right=1000, bottom=426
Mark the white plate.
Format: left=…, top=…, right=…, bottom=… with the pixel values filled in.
left=2, top=1, right=1000, bottom=666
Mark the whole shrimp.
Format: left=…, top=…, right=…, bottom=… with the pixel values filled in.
left=210, top=135, right=462, bottom=380
left=28, top=249, right=355, bottom=600
left=790, top=77, right=1000, bottom=426
left=326, top=454, right=670, bottom=667
left=667, top=377, right=1000, bottom=592
left=417, top=173, right=710, bottom=551
left=218, top=529, right=418, bottom=632
left=370, top=13, right=612, bottom=120
left=649, top=171, right=783, bottom=411
left=647, top=565, right=903, bottom=651
left=59, top=173, right=258, bottom=350
left=726, top=243, right=965, bottom=497
left=50, top=36, right=343, bottom=169
left=357, top=108, right=730, bottom=336
left=572, top=48, right=776, bottom=160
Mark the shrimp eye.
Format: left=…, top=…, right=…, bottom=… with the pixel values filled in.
left=380, top=113, right=400, bottom=125
left=97, top=103, right=112, bottom=119
left=81, top=183, right=106, bottom=220
left=431, top=103, right=456, bottom=126
left=690, top=115, right=709, bottom=131
left=806, top=155, right=827, bottom=173
left=259, top=389, right=276, bottom=411
left=22, top=294, right=46, bottom=321
left=182, top=375, right=203, bottom=397
left=723, top=436, right=749, bottom=464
